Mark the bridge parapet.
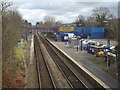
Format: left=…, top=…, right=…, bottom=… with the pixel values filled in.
left=29, top=29, right=54, bottom=32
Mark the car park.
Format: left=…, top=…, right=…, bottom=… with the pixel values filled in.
left=70, top=38, right=116, bottom=59
left=80, top=39, right=100, bottom=50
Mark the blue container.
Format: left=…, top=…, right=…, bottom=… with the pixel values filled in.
left=74, top=27, right=83, bottom=33
left=76, top=32, right=83, bottom=36
left=88, top=28, right=93, bottom=33
left=59, top=31, right=74, bottom=35
left=82, top=28, right=89, bottom=37
left=91, top=27, right=104, bottom=33
left=74, top=27, right=104, bottom=38
left=83, top=28, right=91, bottom=33
left=82, top=28, right=85, bottom=33
left=90, top=32, right=104, bottom=39
left=82, top=28, right=87, bottom=33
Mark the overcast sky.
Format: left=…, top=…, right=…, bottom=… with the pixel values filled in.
left=13, top=1, right=118, bottom=25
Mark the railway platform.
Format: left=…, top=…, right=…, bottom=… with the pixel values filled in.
left=50, top=40, right=118, bottom=88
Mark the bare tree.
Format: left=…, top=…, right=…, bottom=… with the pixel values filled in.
left=54, top=20, right=62, bottom=27
left=55, top=20, right=62, bottom=25
left=35, top=21, right=45, bottom=28
left=44, top=15, right=56, bottom=28
left=53, top=20, right=62, bottom=31
left=92, top=7, right=112, bottom=27
left=110, top=15, right=118, bottom=40
left=74, top=15, right=86, bottom=27
left=2, top=1, right=13, bottom=59
left=1, top=1, right=30, bottom=60
left=36, top=22, right=40, bottom=28
left=1, top=0, right=12, bottom=12
left=85, top=16, right=97, bottom=27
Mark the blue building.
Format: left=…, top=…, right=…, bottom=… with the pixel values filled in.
left=74, top=27, right=104, bottom=39
left=56, top=27, right=105, bottom=39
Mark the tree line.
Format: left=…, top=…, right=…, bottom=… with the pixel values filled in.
left=36, top=7, right=118, bottom=40
left=1, top=1, right=32, bottom=60
left=74, top=7, right=118, bottom=40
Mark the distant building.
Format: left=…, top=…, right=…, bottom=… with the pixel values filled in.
left=61, top=23, right=75, bottom=27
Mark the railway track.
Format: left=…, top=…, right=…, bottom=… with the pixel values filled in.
left=34, top=35, right=56, bottom=89
left=36, top=32, right=92, bottom=89
left=33, top=32, right=110, bottom=89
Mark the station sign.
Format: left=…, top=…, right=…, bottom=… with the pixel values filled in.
left=59, top=27, right=74, bottom=32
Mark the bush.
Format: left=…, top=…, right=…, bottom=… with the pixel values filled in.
left=22, top=40, right=27, bottom=48
left=13, top=45, right=24, bottom=61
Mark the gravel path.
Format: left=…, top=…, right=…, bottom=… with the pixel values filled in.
left=24, top=34, right=39, bottom=88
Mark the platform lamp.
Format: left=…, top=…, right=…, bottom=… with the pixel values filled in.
left=78, top=24, right=83, bottom=51
left=76, top=24, right=82, bottom=51
left=103, top=20, right=111, bottom=67
left=103, top=20, right=111, bottom=47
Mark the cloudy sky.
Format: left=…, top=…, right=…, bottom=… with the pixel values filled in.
left=13, top=1, right=118, bottom=25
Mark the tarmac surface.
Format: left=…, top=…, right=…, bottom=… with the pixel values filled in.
left=51, top=40, right=118, bottom=88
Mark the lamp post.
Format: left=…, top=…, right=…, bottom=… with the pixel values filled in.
left=76, top=24, right=82, bottom=51
left=103, top=21, right=111, bottom=47
left=52, top=24, right=58, bottom=41
left=80, top=39, right=83, bottom=51
left=104, top=20, right=111, bottom=67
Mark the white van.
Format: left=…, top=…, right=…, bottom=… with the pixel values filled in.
left=66, top=33, right=75, bottom=38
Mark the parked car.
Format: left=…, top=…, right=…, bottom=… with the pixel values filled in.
left=107, top=49, right=116, bottom=57
left=80, top=34, right=87, bottom=38
left=105, top=47, right=116, bottom=62
left=81, top=40, right=90, bottom=50
left=110, top=45, right=115, bottom=50
left=96, top=50, right=105, bottom=57
left=67, top=33, right=75, bottom=38
left=89, top=40, right=100, bottom=46
left=107, top=45, right=116, bottom=57
left=82, top=40, right=99, bottom=46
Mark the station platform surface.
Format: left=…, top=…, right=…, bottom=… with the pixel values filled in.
left=50, top=40, right=118, bottom=88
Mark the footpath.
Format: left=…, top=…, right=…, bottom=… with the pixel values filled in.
left=24, top=34, right=39, bottom=88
